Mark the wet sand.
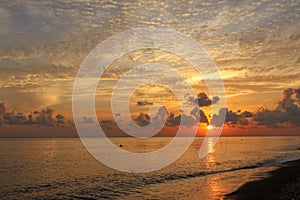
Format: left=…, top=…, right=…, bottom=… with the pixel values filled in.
left=226, top=159, right=300, bottom=200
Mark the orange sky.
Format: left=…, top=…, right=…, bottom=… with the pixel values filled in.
left=0, top=0, right=299, bottom=137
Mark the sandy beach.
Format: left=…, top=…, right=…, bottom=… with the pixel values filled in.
left=226, top=159, right=300, bottom=200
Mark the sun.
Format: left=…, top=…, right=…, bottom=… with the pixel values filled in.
left=207, top=125, right=214, bottom=130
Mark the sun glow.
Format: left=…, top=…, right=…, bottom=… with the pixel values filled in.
left=207, top=125, right=214, bottom=130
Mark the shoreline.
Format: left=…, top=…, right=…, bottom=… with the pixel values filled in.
left=225, top=159, right=300, bottom=200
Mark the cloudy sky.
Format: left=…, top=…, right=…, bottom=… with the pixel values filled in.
left=0, top=0, right=299, bottom=135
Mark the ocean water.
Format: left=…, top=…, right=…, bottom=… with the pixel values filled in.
left=0, top=137, right=300, bottom=200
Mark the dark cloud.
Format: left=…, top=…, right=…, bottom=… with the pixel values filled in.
left=199, top=110, right=209, bottom=124
left=136, top=100, right=153, bottom=106
left=241, top=111, right=253, bottom=118
left=100, top=119, right=115, bottom=130
left=132, top=88, right=300, bottom=129
left=295, top=88, right=300, bottom=102
left=210, top=88, right=300, bottom=128
left=56, top=114, right=65, bottom=124
left=152, top=106, right=168, bottom=125
left=211, top=108, right=227, bottom=127
left=163, top=106, right=210, bottom=127
left=0, top=102, right=8, bottom=125
left=134, top=113, right=151, bottom=127
left=277, top=88, right=300, bottom=112
left=190, top=107, right=209, bottom=124
left=254, top=88, right=300, bottom=127
left=35, top=108, right=56, bottom=126
left=165, top=112, right=181, bottom=126
left=165, top=113, right=197, bottom=128
left=81, top=116, right=94, bottom=124
left=178, top=114, right=197, bottom=127
left=133, top=106, right=209, bottom=128
left=211, top=108, right=253, bottom=127
left=133, top=106, right=168, bottom=128
left=254, top=109, right=289, bottom=127
left=132, top=92, right=218, bottom=128
left=166, top=113, right=196, bottom=127
left=239, top=117, right=250, bottom=126
left=188, top=92, right=220, bottom=107
left=0, top=102, right=66, bottom=127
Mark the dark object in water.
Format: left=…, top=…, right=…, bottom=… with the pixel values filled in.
left=119, top=144, right=123, bottom=147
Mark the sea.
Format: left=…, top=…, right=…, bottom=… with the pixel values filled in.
left=1, top=136, right=300, bottom=200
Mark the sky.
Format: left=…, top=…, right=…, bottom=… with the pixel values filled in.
left=0, top=0, right=299, bottom=136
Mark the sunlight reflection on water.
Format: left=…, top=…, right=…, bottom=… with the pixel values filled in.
left=0, top=137, right=300, bottom=199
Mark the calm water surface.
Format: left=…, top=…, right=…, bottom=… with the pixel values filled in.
left=1, top=137, right=300, bottom=199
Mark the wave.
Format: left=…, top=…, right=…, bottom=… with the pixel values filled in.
left=2, top=154, right=300, bottom=199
